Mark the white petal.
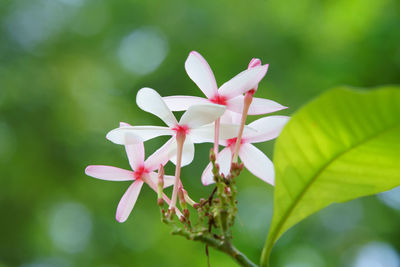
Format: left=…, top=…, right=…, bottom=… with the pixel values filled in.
left=220, top=110, right=233, bottom=124
left=227, top=96, right=287, bottom=115
left=218, top=146, right=233, bottom=177
left=163, top=95, right=209, bottom=111
left=201, top=147, right=232, bottom=185
left=185, top=51, right=218, bottom=98
left=85, top=165, right=134, bottom=181
left=169, top=138, right=195, bottom=167
left=239, top=143, right=274, bottom=185
left=219, top=110, right=242, bottom=125
left=146, top=172, right=175, bottom=189
left=179, top=103, right=225, bottom=128
left=106, top=126, right=173, bottom=145
left=218, top=64, right=269, bottom=99
left=163, top=175, right=176, bottom=188
left=136, top=88, right=177, bottom=127
left=245, top=116, right=290, bottom=143
left=189, top=123, right=253, bottom=144
left=201, top=162, right=214, bottom=186
left=144, top=138, right=174, bottom=171
left=219, top=123, right=247, bottom=140
left=116, top=180, right=144, bottom=222
left=189, top=124, right=214, bottom=143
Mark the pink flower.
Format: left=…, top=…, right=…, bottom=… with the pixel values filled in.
left=85, top=123, right=179, bottom=222
left=201, top=116, right=290, bottom=186
left=163, top=51, right=286, bottom=116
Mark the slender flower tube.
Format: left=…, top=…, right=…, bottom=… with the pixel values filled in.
left=232, top=58, right=268, bottom=163
left=232, top=91, right=254, bottom=163
left=202, top=116, right=290, bottom=186
left=85, top=123, right=180, bottom=222
left=170, top=131, right=186, bottom=210
left=213, top=117, right=221, bottom=155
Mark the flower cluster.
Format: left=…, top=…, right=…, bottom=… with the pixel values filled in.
left=85, top=51, right=289, bottom=223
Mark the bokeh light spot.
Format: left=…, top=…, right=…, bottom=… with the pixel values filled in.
left=4, top=0, right=81, bottom=50
left=117, top=27, right=168, bottom=75
left=378, top=186, right=400, bottom=211
left=48, top=202, right=92, bottom=253
left=353, top=242, right=400, bottom=267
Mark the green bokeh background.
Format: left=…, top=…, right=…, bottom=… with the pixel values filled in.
left=1, top=0, right=400, bottom=266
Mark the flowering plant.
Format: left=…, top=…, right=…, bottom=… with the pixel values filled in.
left=85, top=52, right=400, bottom=266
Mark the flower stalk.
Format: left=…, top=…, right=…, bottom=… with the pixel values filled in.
left=170, top=132, right=186, bottom=210
left=214, top=118, right=221, bottom=156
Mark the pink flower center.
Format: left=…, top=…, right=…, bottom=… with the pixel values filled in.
left=247, top=89, right=256, bottom=95
left=226, top=137, right=245, bottom=147
left=172, top=124, right=189, bottom=136
left=134, top=165, right=149, bottom=180
left=209, top=94, right=227, bottom=105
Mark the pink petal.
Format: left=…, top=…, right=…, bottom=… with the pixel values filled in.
left=245, top=116, right=290, bottom=143
left=227, top=96, right=287, bottom=115
left=218, top=64, right=269, bottom=99
left=248, top=58, right=261, bottom=68
left=85, top=165, right=134, bottom=181
left=201, top=147, right=232, bottom=185
left=179, top=103, right=225, bottom=129
left=239, top=143, right=274, bottom=185
left=116, top=180, right=144, bottom=222
left=144, top=138, right=174, bottom=171
left=163, top=95, right=209, bottom=111
left=125, top=142, right=145, bottom=171
left=169, top=138, right=195, bottom=167
left=247, top=58, right=262, bottom=90
left=185, top=51, right=218, bottom=98
left=136, top=88, right=178, bottom=127
left=106, top=126, right=174, bottom=145
left=119, top=122, right=145, bottom=170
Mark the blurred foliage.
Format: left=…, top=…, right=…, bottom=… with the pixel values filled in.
left=0, top=0, right=399, bottom=266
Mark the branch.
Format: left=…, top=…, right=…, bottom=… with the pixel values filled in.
left=172, top=228, right=258, bottom=267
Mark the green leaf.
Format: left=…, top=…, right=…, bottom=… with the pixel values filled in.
left=261, top=86, right=400, bottom=266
